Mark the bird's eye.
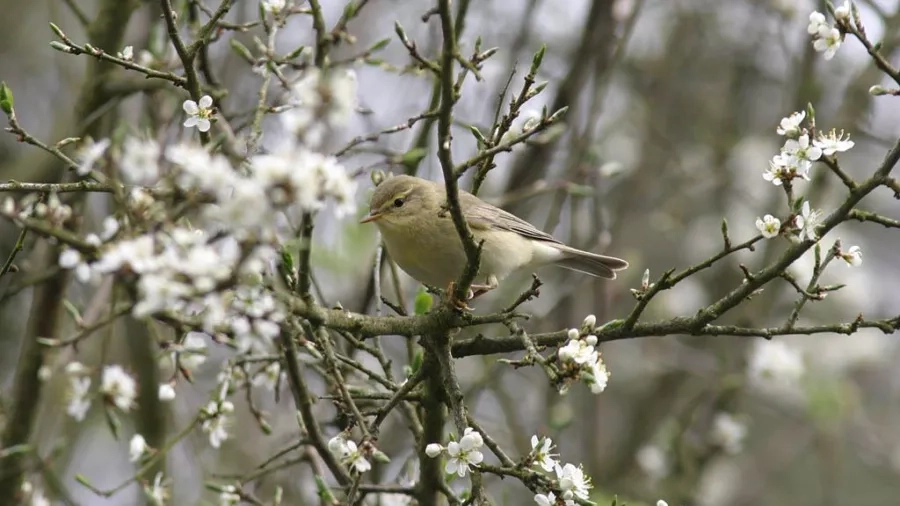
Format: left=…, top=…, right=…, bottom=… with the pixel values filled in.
left=393, top=198, right=404, bottom=208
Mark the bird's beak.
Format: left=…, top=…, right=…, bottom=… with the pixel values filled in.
left=360, top=211, right=382, bottom=224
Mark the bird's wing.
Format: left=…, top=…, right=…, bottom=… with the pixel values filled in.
left=458, top=190, right=562, bottom=244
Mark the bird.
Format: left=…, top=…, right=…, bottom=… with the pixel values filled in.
left=360, top=175, right=628, bottom=308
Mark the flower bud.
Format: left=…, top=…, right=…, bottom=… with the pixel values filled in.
left=425, top=443, right=443, bottom=458
left=582, top=314, right=597, bottom=329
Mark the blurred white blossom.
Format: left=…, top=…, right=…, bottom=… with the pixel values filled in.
left=75, top=138, right=110, bottom=176
left=202, top=400, right=234, bottom=448
left=118, top=45, right=134, bottom=61
left=261, top=0, right=287, bottom=14
left=219, top=485, right=241, bottom=506
left=129, top=434, right=148, bottom=462
left=101, top=365, right=137, bottom=411
left=158, top=383, right=176, bottom=401
left=65, top=362, right=92, bottom=420
left=748, top=339, right=804, bottom=388
left=636, top=444, right=669, bottom=480
left=710, top=413, right=747, bottom=454
left=143, top=472, right=168, bottom=505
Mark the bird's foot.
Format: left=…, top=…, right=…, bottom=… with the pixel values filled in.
left=469, top=275, right=499, bottom=300
left=446, top=281, right=474, bottom=311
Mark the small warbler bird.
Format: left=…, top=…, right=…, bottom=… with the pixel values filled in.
left=361, top=175, right=628, bottom=307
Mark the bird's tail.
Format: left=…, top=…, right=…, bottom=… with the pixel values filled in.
left=549, top=244, right=629, bottom=280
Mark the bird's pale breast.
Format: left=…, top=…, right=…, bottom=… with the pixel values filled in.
left=378, top=218, right=552, bottom=287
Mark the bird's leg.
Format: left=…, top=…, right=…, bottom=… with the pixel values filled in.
left=469, top=274, right=499, bottom=300
left=446, top=281, right=474, bottom=311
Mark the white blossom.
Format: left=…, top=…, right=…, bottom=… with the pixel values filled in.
left=281, top=68, right=358, bottom=144
left=582, top=314, right=597, bottom=329
left=144, top=472, right=168, bottom=505
left=657, top=501, right=669, bottom=506
left=795, top=201, right=823, bottom=242
left=251, top=362, right=282, bottom=391
left=558, top=339, right=597, bottom=365
left=554, top=463, right=592, bottom=501
left=59, top=248, right=92, bottom=283
left=101, top=365, right=137, bottom=411
left=535, top=492, right=573, bottom=506
left=118, top=45, right=134, bottom=61
left=776, top=111, right=805, bottom=137
left=261, top=0, right=287, bottom=14
left=343, top=440, right=372, bottom=473
left=813, top=26, right=843, bottom=60
left=75, top=138, right=110, bottom=176
left=129, top=434, right=148, bottom=462
left=748, top=339, right=804, bottom=387
left=530, top=435, right=559, bottom=472
left=202, top=400, right=234, bottom=448
left=445, top=428, right=484, bottom=477
left=174, top=332, right=208, bottom=373
left=833, top=1, right=851, bottom=21
left=814, top=129, right=855, bottom=155
left=121, top=137, right=162, bottom=185
left=587, top=359, right=610, bottom=394
left=841, top=245, right=862, bottom=266
left=636, top=445, right=669, bottom=480
left=67, top=373, right=92, bottom=421
left=710, top=413, right=747, bottom=454
left=755, top=215, right=781, bottom=239
left=219, top=485, right=241, bottom=506
left=807, top=11, right=828, bottom=34
left=425, top=443, right=443, bottom=458
left=158, top=383, right=176, bottom=401
left=782, top=133, right=822, bottom=164
left=183, top=95, right=214, bottom=132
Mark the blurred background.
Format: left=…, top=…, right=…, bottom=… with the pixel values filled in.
left=2, top=0, right=900, bottom=505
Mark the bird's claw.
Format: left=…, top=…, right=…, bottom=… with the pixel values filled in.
left=446, top=282, right=475, bottom=311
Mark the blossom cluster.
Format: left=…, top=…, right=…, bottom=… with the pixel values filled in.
left=764, top=110, right=854, bottom=188
left=528, top=436, right=593, bottom=506
left=555, top=314, right=610, bottom=395
left=755, top=108, right=859, bottom=255
left=64, top=362, right=138, bottom=422
left=425, top=427, right=485, bottom=477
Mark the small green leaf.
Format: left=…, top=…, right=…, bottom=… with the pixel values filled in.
left=414, top=289, right=433, bottom=315
left=314, top=475, right=337, bottom=502
left=530, top=44, right=547, bottom=73
left=371, top=448, right=391, bottom=463
left=368, top=37, right=391, bottom=52
left=468, top=125, right=487, bottom=147
left=0, top=81, right=13, bottom=115
left=103, top=405, right=121, bottom=439
left=279, top=247, right=294, bottom=274
left=400, top=147, right=427, bottom=168
left=342, top=1, right=359, bottom=18
left=410, top=348, right=424, bottom=375
left=49, top=22, right=66, bottom=39
left=229, top=39, right=255, bottom=64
